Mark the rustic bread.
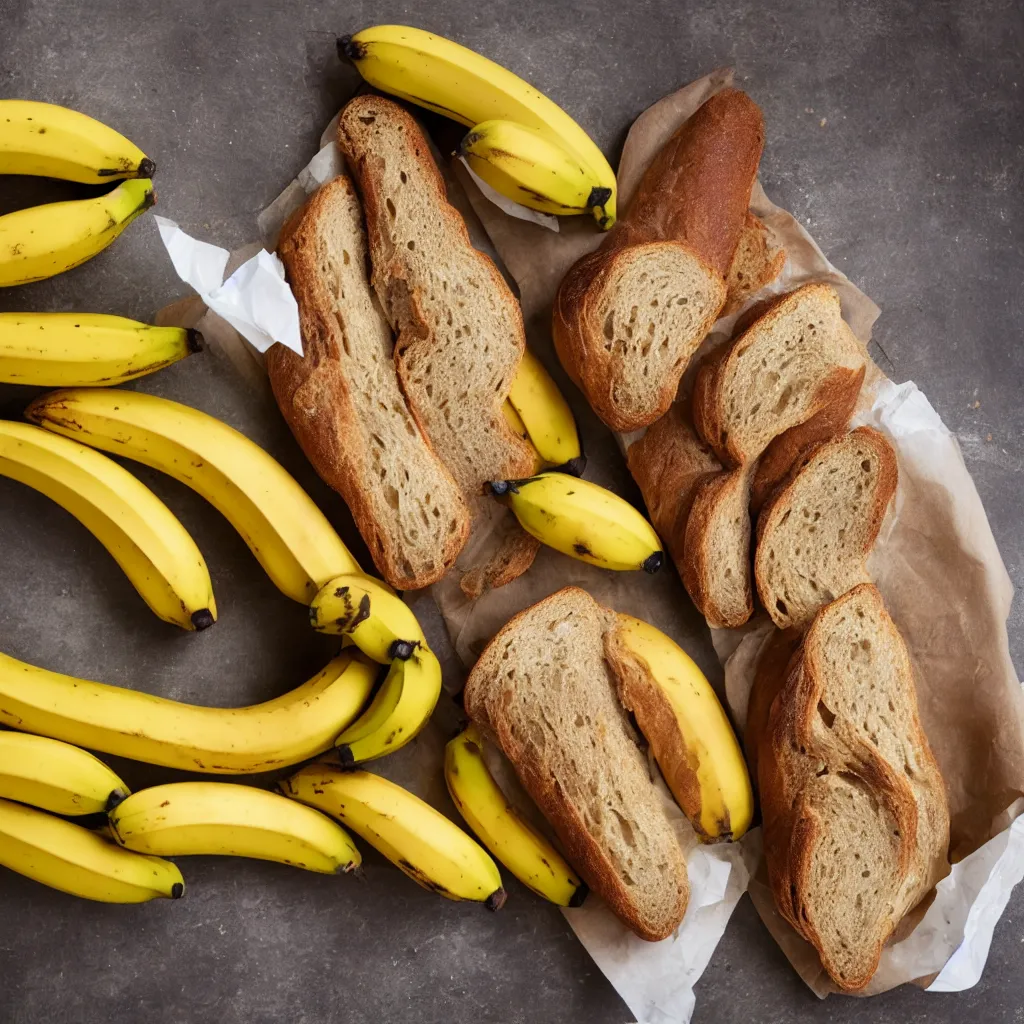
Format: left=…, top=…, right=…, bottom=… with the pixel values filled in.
left=743, top=627, right=802, bottom=784
left=759, top=584, right=950, bottom=991
left=756, top=428, right=898, bottom=630
left=722, top=212, right=786, bottom=317
left=464, top=586, right=689, bottom=941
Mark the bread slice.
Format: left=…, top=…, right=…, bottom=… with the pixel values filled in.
left=743, top=627, right=802, bottom=784
left=759, top=584, right=949, bottom=991
left=692, top=283, right=866, bottom=466
left=464, top=587, right=689, bottom=940
left=269, top=176, right=470, bottom=589
left=722, top=212, right=786, bottom=317
left=755, top=428, right=898, bottom=630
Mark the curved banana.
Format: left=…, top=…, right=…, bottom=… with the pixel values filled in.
left=488, top=472, right=663, bottom=573
left=615, top=613, right=753, bottom=841
left=502, top=399, right=530, bottom=441
left=0, top=650, right=376, bottom=774
left=339, top=25, right=616, bottom=229
left=445, top=726, right=586, bottom=906
left=283, top=765, right=505, bottom=905
left=0, top=313, right=200, bottom=386
left=0, top=731, right=128, bottom=816
left=109, top=782, right=360, bottom=874
left=26, top=388, right=361, bottom=603
left=0, top=421, right=216, bottom=630
left=0, top=178, right=154, bottom=288
left=0, top=100, right=154, bottom=183
left=0, top=797, right=183, bottom=902
left=335, top=646, right=443, bottom=765
left=507, top=349, right=583, bottom=473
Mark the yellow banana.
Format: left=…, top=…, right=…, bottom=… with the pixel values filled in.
left=26, top=388, right=362, bottom=603
left=110, top=782, right=360, bottom=874
left=0, top=649, right=376, bottom=774
left=339, top=25, right=616, bottom=229
left=0, top=178, right=154, bottom=287
left=283, top=765, right=505, bottom=906
left=0, top=797, right=183, bottom=903
left=502, top=399, right=530, bottom=440
left=489, top=472, right=663, bottom=573
left=507, top=349, right=583, bottom=473
left=0, top=100, right=154, bottom=183
left=445, top=726, right=586, bottom=906
left=0, top=421, right=216, bottom=630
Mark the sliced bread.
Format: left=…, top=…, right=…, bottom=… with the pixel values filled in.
left=722, top=212, right=786, bottom=317
left=743, top=627, right=802, bottom=784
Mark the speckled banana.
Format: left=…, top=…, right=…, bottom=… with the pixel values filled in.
left=339, top=25, right=616, bottom=229
left=0, top=649, right=376, bottom=774
left=488, top=472, right=663, bottom=573
left=0, top=798, right=183, bottom=903
left=26, top=388, right=361, bottom=603
left=109, top=782, right=360, bottom=874
left=0, top=421, right=216, bottom=630
left=507, top=349, right=583, bottom=472
left=445, top=725, right=586, bottom=906
left=283, top=765, right=505, bottom=905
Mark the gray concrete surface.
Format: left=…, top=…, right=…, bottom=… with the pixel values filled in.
left=1, top=0, right=1022, bottom=1021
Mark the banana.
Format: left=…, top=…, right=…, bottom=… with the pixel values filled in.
left=0, top=797, right=183, bottom=902
left=0, top=421, right=216, bottom=630
left=508, top=349, right=583, bottom=473
left=0, top=731, right=128, bottom=815
left=335, top=646, right=443, bottom=765
left=0, top=312, right=200, bottom=386
left=445, top=726, right=586, bottom=906
left=283, top=765, right=505, bottom=905
left=0, top=178, right=154, bottom=288
left=488, top=472, right=663, bottom=573
left=339, top=26, right=616, bottom=229
left=0, top=649, right=376, bottom=774
left=615, top=613, right=754, bottom=841
left=502, top=399, right=530, bottom=441
left=26, top=388, right=362, bottom=603
left=109, top=782, right=360, bottom=874
left=0, top=100, right=154, bottom=183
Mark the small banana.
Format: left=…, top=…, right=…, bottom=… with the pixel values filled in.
left=0, top=100, right=154, bottom=183
left=0, top=731, right=128, bottom=816
left=109, top=782, right=361, bottom=874
left=283, top=765, right=505, bottom=906
left=335, top=646, right=443, bottom=765
left=0, top=420, right=216, bottom=630
left=26, top=388, right=362, bottom=604
left=0, top=797, right=183, bottom=903
left=0, top=178, right=154, bottom=288
left=508, top=349, right=584, bottom=473
left=502, top=399, right=530, bottom=440
left=445, top=726, right=586, bottom=906
left=488, top=472, right=663, bottom=573
left=0, top=312, right=200, bottom=386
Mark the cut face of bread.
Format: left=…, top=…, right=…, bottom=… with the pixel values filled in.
left=756, top=428, right=898, bottom=629
left=722, top=212, right=786, bottom=317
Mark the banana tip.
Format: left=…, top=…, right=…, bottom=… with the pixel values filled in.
left=568, top=882, right=589, bottom=908
left=186, top=328, right=204, bottom=355
left=191, top=608, right=215, bottom=630
left=553, top=454, right=587, bottom=478
left=487, top=479, right=511, bottom=497
left=485, top=887, right=507, bottom=912
left=337, top=35, right=366, bottom=62
left=138, top=158, right=156, bottom=179
left=388, top=639, right=417, bottom=661
left=171, top=882, right=185, bottom=899
left=642, top=551, right=664, bottom=575
left=335, top=744, right=356, bottom=768
left=105, top=788, right=128, bottom=812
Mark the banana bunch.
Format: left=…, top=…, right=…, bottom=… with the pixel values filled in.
left=488, top=471, right=664, bottom=573
left=506, top=350, right=584, bottom=473
left=340, top=25, right=616, bottom=229
left=283, top=765, right=505, bottom=906
left=0, top=421, right=216, bottom=630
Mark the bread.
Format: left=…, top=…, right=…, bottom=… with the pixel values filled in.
left=759, top=584, right=949, bottom=991
left=755, top=427, right=898, bottom=630
left=693, top=283, right=866, bottom=466
left=268, top=177, right=470, bottom=590
left=723, top=212, right=786, bottom=317
left=743, top=627, right=801, bottom=783
left=464, top=586, right=689, bottom=940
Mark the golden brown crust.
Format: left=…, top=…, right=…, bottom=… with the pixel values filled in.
left=723, top=212, right=786, bottom=317
left=743, top=627, right=802, bottom=785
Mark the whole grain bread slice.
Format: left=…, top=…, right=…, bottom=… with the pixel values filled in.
left=722, top=212, right=786, bottom=317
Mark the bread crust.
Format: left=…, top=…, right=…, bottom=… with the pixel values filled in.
left=743, top=627, right=802, bottom=785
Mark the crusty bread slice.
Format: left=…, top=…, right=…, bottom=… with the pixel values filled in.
left=755, top=427, right=898, bottom=630
left=269, top=176, right=470, bottom=590
left=759, top=584, right=949, bottom=992
left=464, top=586, right=689, bottom=940
left=722, top=212, right=786, bottom=317
left=743, top=627, right=802, bottom=784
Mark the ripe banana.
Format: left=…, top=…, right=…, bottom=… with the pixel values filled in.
left=0, top=649, right=376, bottom=774
left=0, top=731, right=128, bottom=816
left=26, top=387, right=362, bottom=603
left=110, top=782, right=360, bottom=874
left=0, top=312, right=200, bottom=386
left=502, top=399, right=530, bottom=441
left=0, top=178, right=154, bottom=288
left=0, top=420, right=216, bottom=630
left=445, top=726, right=586, bottom=906
left=339, top=25, right=616, bottom=229
left=283, top=765, right=505, bottom=906
left=0, top=100, right=154, bottom=183
left=335, top=646, right=442, bottom=765
left=488, top=472, right=663, bottom=573
left=614, top=613, right=753, bottom=841
left=508, top=349, right=583, bottom=473
left=0, top=797, right=183, bottom=902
